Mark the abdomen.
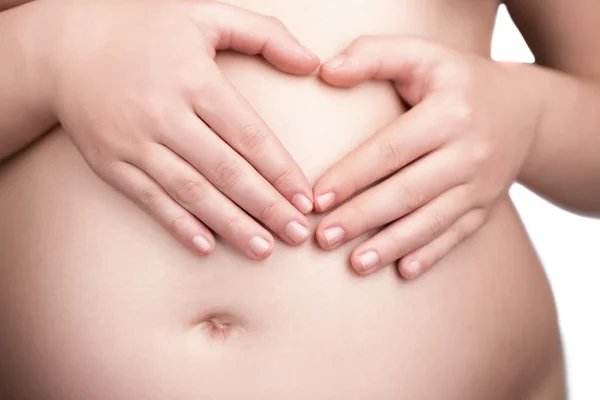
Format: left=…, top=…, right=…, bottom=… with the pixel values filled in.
left=0, top=1, right=564, bottom=398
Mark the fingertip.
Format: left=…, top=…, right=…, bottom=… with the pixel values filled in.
left=315, top=221, right=344, bottom=250
left=193, top=235, right=215, bottom=255
left=319, top=66, right=349, bottom=87
left=352, top=249, right=381, bottom=275
left=284, top=220, right=311, bottom=246
left=290, top=42, right=320, bottom=65
left=302, top=48, right=321, bottom=69
left=323, top=54, right=348, bottom=70
left=265, top=45, right=320, bottom=75
left=319, top=55, right=363, bottom=87
left=315, top=230, right=329, bottom=250
left=249, top=235, right=274, bottom=260
left=292, top=193, right=314, bottom=214
left=292, top=53, right=321, bottom=74
left=313, top=191, right=335, bottom=213
left=399, top=259, right=424, bottom=280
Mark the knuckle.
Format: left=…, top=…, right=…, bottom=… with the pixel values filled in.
left=168, top=215, right=189, bottom=237
left=209, top=160, right=244, bottom=190
left=180, top=71, right=205, bottom=96
left=469, top=141, right=492, bottom=168
left=388, top=230, right=406, bottom=254
left=134, top=101, right=172, bottom=140
left=222, top=215, right=243, bottom=238
left=396, top=180, right=423, bottom=211
left=379, top=140, right=403, bottom=175
left=238, top=124, right=267, bottom=156
left=136, top=188, right=159, bottom=214
left=135, top=142, right=155, bottom=166
left=444, top=97, right=474, bottom=130
left=456, top=210, right=486, bottom=243
left=428, top=213, right=448, bottom=238
left=174, top=179, right=207, bottom=207
left=466, top=183, right=490, bottom=209
left=468, top=209, right=488, bottom=232
left=86, top=144, right=109, bottom=166
left=135, top=93, right=165, bottom=122
left=173, top=64, right=193, bottom=87
left=258, top=201, right=278, bottom=223
left=272, top=167, right=295, bottom=190
left=455, top=225, right=470, bottom=244
left=96, top=157, right=122, bottom=181
left=192, top=72, right=220, bottom=96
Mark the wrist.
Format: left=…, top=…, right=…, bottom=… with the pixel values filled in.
left=499, top=61, right=548, bottom=181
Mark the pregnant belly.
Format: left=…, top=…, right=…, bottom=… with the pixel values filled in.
left=0, top=3, right=563, bottom=400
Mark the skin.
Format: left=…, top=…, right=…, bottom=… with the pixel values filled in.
left=0, top=0, right=27, bottom=10
left=312, top=0, right=600, bottom=278
left=4, top=0, right=597, bottom=277
left=313, top=39, right=539, bottom=278
left=0, top=0, right=320, bottom=259
left=506, top=0, right=600, bottom=214
left=0, top=0, right=567, bottom=399
left=2, top=0, right=598, bottom=396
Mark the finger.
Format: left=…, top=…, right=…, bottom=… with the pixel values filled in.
left=313, top=97, right=447, bottom=212
left=398, top=209, right=487, bottom=279
left=160, top=115, right=311, bottom=246
left=97, top=160, right=215, bottom=255
left=191, top=72, right=314, bottom=215
left=320, top=35, right=454, bottom=105
left=193, top=3, right=319, bottom=74
left=316, top=147, right=468, bottom=250
left=131, top=142, right=281, bottom=260
left=147, top=119, right=310, bottom=247
left=349, top=185, right=474, bottom=275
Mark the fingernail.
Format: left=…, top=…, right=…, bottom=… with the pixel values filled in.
left=193, top=235, right=212, bottom=254
left=292, top=193, right=313, bottom=214
left=315, top=192, right=335, bottom=211
left=323, top=226, right=344, bottom=248
left=405, top=261, right=423, bottom=279
left=325, top=55, right=347, bottom=69
left=249, top=236, right=271, bottom=258
left=357, top=250, right=380, bottom=273
left=286, top=221, right=309, bottom=244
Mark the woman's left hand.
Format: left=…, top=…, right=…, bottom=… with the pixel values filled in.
left=313, top=35, right=542, bottom=279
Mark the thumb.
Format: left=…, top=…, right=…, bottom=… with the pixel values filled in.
left=194, top=3, right=320, bottom=75
left=319, top=35, right=453, bottom=106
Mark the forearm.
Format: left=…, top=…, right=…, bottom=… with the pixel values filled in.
left=517, top=63, right=600, bottom=216
left=0, top=1, right=55, bottom=162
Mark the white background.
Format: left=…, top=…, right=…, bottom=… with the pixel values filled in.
left=493, top=6, right=600, bottom=399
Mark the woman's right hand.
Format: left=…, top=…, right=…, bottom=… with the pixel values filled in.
left=43, top=0, right=319, bottom=259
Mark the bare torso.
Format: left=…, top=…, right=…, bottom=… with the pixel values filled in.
left=0, top=0, right=565, bottom=398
